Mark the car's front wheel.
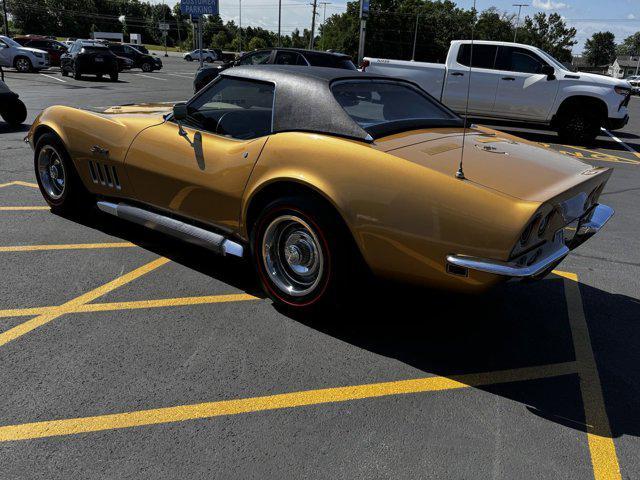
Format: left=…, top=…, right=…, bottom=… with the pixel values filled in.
left=251, top=197, right=354, bottom=311
left=34, top=133, right=92, bottom=212
left=0, top=98, right=27, bottom=126
left=141, top=61, right=153, bottom=72
left=14, top=56, right=33, bottom=73
left=185, top=55, right=192, bottom=61
left=557, top=109, right=600, bottom=146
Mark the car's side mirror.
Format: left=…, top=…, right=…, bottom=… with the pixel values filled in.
left=540, top=64, right=555, bottom=79
left=173, top=103, right=188, bottom=121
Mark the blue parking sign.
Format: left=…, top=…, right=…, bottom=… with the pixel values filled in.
left=180, top=0, right=219, bottom=17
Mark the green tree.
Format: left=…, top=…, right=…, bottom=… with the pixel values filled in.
left=584, top=31, right=616, bottom=66
left=517, top=12, right=577, bottom=62
left=247, top=36, right=267, bottom=50
left=617, top=32, right=640, bottom=56
left=475, top=7, right=515, bottom=42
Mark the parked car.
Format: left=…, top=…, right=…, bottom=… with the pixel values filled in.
left=0, top=35, right=49, bottom=72
left=60, top=40, right=119, bottom=81
left=13, top=36, right=67, bottom=66
left=108, top=43, right=162, bottom=72
left=26, top=66, right=613, bottom=311
left=184, top=49, right=219, bottom=62
left=0, top=66, right=27, bottom=125
left=364, top=40, right=631, bottom=144
left=626, top=75, right=640, bottom=95
left=193, top=48, right=356, bottom=92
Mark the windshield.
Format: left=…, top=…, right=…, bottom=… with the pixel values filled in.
left=1, top=36, right=21, bottom=48
left=535, top=48, right=570, bottom=71
left=331, top=80, right=462, bottom=137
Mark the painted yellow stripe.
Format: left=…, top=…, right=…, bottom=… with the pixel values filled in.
left=0, top=181, right=39, bottom=189
left=0, top=206, right=49, bottom=211
left=0, top=293, right=258, bottom=318
left=0, top=242, right=135, bottom=253
left=0, top=361, right=577, bottom=442
left=559, top=145, right=640, bottom=165
left=563, top=275, right=622, bottom=480
left=552, top=269, right=579, bottom=282
left=0, top=257, right=170, bottom=347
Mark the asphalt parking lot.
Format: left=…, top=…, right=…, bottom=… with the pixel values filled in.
left=1, top=56, right=639, bottom=479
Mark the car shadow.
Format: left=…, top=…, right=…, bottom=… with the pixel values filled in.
left=54, top=208, right=640, bottom=441
left=0, top=123, right=30, bottom=134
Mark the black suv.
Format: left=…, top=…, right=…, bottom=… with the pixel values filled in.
left=61, top=40, right=119, bottom=81
left=108, top=43, right=162, bottom=72
left=193, top=48, right=356, bottom=92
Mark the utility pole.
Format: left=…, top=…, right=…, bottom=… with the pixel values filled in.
left=277, top=0, right=282, bottom=46
left=512, top=3, right=528, bottom=43
left=411, top=13, right=419, bottom=61
left=319, top=2, right=331, bottom=50
left=1, top=0, right=8, bottom=36
left=357, top=0, right=369, bottom=65
left=309, top=0, right=318, bottom=50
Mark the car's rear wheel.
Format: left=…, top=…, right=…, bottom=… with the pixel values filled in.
left=251, top=197, right=362, bottom=311
left=34, top=133, right=92, bottom=212
left=141, top=62, right=152, bottom=72
left=110, top=70, right=118, bottom=82
left=557, top=108, right=600, bottom=146
left=0, top=99, right=27, bottom=126
left=14, top=56, right=32, bottom=73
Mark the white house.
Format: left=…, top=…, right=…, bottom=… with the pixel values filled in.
left=608, top=56, right=640, bottom=78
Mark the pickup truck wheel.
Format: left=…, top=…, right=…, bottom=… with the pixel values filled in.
left=557, top=109, right=600, bottom=146
left=251, top=197, right=345, bottom=311
left=34, top=133, right=92, bottom=212
left=14, top=57, right=32, bottom=73
left=0, top=99, right=27, bottom=126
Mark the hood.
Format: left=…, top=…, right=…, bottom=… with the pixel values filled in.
left=92, top=102, right=177, bottom=115
left=574, top=71, right=629, bottom=87
left=374, top=127, right=605, bottom=202
left=20, top=46, right=47, bottom=56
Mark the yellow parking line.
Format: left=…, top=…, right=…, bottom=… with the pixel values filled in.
left=552, top=269, right=579, bottom=282
left=0, top=293, right=258, bottom=318
left=563, top=274, right=622, bottom=480
left=0, top=242, right=136, bottom=253
left=0, top=181, right=39, bottom=189
left=0, top=206, right=49, bottom=211
left=0, top=360, right=577, bottom=442
left=0, top=257, right=170, bottom=347
left=559, top=145, right=640, bottom=165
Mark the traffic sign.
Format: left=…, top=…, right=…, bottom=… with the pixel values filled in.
left=180, top=0, right=219, bottom=17
left=158, top=22, right=170, bottom=32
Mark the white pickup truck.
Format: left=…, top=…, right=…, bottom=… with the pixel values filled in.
left=364, top=40, right=631, bottom=144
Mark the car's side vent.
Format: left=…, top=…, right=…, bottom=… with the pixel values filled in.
left=88, top=161, right=121, bottom=190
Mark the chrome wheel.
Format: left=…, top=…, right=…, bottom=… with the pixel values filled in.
left=37, top=145, right=66, bottom=200
left=15, top=58, right=31, bottom=72
left=262, top=215, right=324, bottom=297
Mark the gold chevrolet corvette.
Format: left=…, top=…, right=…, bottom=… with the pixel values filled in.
left=26, top=66, right=613, bottom=310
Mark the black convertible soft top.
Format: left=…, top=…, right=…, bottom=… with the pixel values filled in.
left=219, top=65, right=462, bottom=142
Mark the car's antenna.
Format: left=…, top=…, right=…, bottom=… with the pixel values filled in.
left=457, top=0, right=477, bottom=180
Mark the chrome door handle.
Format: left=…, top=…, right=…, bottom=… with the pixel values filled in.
left=451, top=72, right=464, bottom=77
left=501, top=77, right=516, bottom=81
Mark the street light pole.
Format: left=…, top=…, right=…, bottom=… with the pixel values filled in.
left=411, top=13, right=419, bottom=61
left=277, top=0, right=282, bottom=46
left=319, top=2, right=331, bottom=50
left=512, top=3, right=528, bottom=43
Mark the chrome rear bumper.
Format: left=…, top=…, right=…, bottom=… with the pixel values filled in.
left=446, top=204, right=614, bottom=279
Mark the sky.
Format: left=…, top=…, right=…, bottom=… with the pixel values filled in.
left=158, top=0, right=640, bottom=54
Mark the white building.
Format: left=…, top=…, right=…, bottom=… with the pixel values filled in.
left=608, top=56, right=640, bottom=78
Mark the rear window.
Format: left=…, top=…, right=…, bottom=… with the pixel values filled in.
left=331, top=80, right=461, bottom=136
left=456, top=44, right=498, bottom=69
left=304, top=52, right=357, bottom=70
left=82, top=46, right=108, bottom=52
